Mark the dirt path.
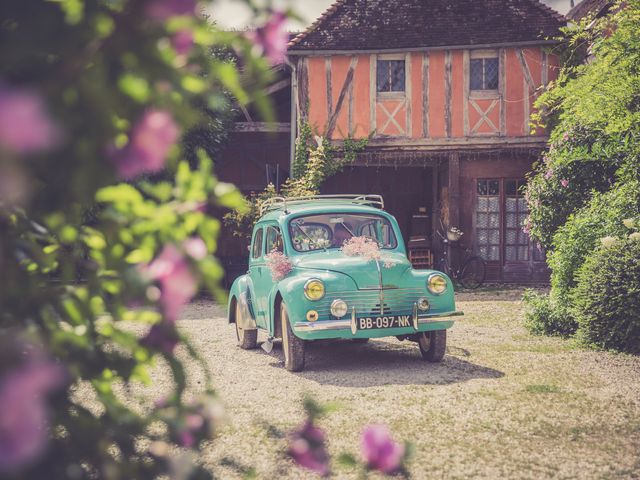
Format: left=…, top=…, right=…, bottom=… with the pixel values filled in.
left=150, top=291, right=640, bottom=478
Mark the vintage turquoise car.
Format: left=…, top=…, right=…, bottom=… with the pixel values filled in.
left=228, top=195, right=462, bottom=371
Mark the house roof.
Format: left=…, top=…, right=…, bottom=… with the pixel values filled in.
left=566, top=0, right=612, bottom=21
left=288, top=0, right=565, bottom=52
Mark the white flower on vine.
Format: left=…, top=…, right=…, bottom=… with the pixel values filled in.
left=314, top=135, right=324, bottom=148
left=629, top=232, right=640, bottom=242
left=623, top=218, right=636, bottom=229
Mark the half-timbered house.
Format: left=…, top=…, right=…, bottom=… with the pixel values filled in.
left=287, top=0, right=565, bottom=282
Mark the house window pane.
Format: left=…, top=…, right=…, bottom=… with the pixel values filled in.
left=504, top=178, right=530, bottom=262
left=377, top=60, right=405, bottom=93
left=476, top=178, right=501, bottom=261
left=470, top=57, right=499, bottom=91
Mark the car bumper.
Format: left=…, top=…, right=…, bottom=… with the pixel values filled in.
left=292, top=310, right=463, bottom=339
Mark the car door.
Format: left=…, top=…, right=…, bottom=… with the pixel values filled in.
left=249, top=225, right=268, bottom=329
left=253, top=223, right=284, bottom=335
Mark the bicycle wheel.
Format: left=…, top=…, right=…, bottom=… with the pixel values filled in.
left=459, top=256, right=486, bottom=289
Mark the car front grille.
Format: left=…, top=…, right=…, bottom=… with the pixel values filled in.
left=313, top=288, right=425, bottom=319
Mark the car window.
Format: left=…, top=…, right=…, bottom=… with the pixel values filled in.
left=289, top=213, right=397, bottom=252
left=251, top=227, right=264, bottom=259
left=265, top=225, right=283, bottom=253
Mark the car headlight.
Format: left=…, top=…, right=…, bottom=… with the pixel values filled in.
left=330, top=299, right=348, bottom=318
left=304, top=279, right=325, bottom=301
left=427, top=274, right=447, bottom=295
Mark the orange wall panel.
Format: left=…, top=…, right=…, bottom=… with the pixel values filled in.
left=451, top=50, right=464, bottom=137
left=428, top=51, right=446, bottom=138
left=353, top=55, right=371, bottom=138
left=307, top=56, right=328, bottom=135
left=505, top=48, right=525, bottom=136
left=410, top=53, right=424, bottom=138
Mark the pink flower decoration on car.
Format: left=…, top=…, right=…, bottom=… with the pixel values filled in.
left=265, top=250, right=293, bottom=281
left=561, top=179, right=569, bottom=188
left=0, top=84, right=60, bottom=154
left=146, top=0, right=197, bottom=21
left=144, top=243, right=198, bottom=321
left=361, top=425, right=405, bottom=475
left=288, top=420, right=330, bottom=477
left=171, top=29, right=194, bottom=56
left=0, top=349, right=65, bottom=473
left=247, top=11, right=289, bottom=65
left=110, top=109, right=179, bottom=180
left=341, top=236, right=381, bottom=262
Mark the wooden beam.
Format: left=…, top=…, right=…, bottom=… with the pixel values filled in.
left=499, top=48, right=506, bottom=136
left=233, top=122, right=291, bottom=133
left=463, top=50, right=469, bottom=137
left=541, top=50, right=548, bottom=86
left=516, top=48, right=535, bottom=90
left=326, top=56, right=358, bottom=138
left=296, top=58, right=309, bottom=124
left=286, top=40, right=559, bottom=56
left=331, top=135, right=549, bottom=151
left=405, top=52, right=412, bottom=138
left=448, top=152, right=461, bottom=229
left=370, top=54, right=377, bottom=136
left=264, top=78, right=291, bottom=96
left=422, top=53, right=429, bottom=138
left=444, top=50, right=452, bottom=138
left=325, top=57, right=333, bottom=123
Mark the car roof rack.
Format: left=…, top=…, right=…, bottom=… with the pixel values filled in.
left=260, top=194, right=385, bottom=216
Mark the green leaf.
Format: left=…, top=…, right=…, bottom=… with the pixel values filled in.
left=118, top=74, right=150, bottom=103
left=336, top=453, right=358, bottom=468
left=96, top=184, right=144, bottom=204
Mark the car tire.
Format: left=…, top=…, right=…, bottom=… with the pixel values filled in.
left=417, top=330, right=446, bottom=362
left=281, top=302, right=305, bottom=372
left=235, top=301, right=257, bottom=349
left=352, top=338, right=370, bottom=344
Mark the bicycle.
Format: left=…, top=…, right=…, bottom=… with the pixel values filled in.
left=436, top=229, right=486, bottom=289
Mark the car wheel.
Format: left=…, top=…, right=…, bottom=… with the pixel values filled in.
left=417, top=330, right=446, bottom=362
left=235, top=301, right=257, bottom=349
left=352, top=338, right=370, bottom=344
left=281, top=302, right=305, bottom=372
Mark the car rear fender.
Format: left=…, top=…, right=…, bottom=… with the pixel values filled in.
left=228, top=274, right=257, bottom=330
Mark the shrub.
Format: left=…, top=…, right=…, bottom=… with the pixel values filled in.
left=572, top=237, right=640, bottom=354
left=523, top=289, right=576, bottom=337
left=549, top=180, right=640, bottom=302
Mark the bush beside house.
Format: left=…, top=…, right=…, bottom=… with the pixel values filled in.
left=524, top=0, right=640, bottom=353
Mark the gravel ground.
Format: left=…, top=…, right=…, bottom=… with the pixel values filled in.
left=124, top=290, right=640, bottom=479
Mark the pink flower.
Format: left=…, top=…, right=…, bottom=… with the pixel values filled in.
left=111, top=109, right=179, bottom=180
left=288, top=420, right=330, bottom=477
left=171, top=29, right=194, bottom=56
left=141, top=321, right=180, bottom=354
left=146, top=0, right=197, bottom=21
left=341, top=236, right=381, bottom=262
left=0, top=350, right=65, bottom=473
left=183, top=237, right=207, bottom=260
left=562, top=132, right=570, bottom=141
left=544, top=168, right=554, bottom=180
left=0, top=84, right=60, bottom=154
left=247, top=11, right=289, bottom=65
left=361, top=425, right=405, bottom=474
left=561, top=179, right=569, bottom=188
left=265, top=250, right=293, bottom=281
left=144, top=244, right=198, bottom=321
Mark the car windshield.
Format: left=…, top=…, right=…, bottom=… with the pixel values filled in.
left=288, top=213, right=398, bottom=252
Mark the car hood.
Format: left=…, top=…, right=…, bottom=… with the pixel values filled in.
left=291, top=251, right=412, bottom=289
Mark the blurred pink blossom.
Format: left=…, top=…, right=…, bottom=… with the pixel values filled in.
left=561, top=179, right=569, bottom=188
left=562, top=132, right=570, bottom=141
left=171, top=29, right=194, bottom=56
left=146, top=0, right=197, bottom=21
left=0, top=84, right=60, bottom=154
left=183, top=237, right=207, bottom=260
left=247, top=11, right=289, bottom=65
left=544, top=168, right=554, bottom=180
left=288, top=420, right=330, bottom=477
left=111, top=109, right=179, bottom=180
left=265, top=250, right=293, bottom=281
left=361, top=425, right=405, bottom=474
left=144, top=244, right=198, bottom=321
left=0, top=350, right=65, bottom=473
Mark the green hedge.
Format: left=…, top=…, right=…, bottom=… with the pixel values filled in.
left=573, top=238, right=640, bottom=354
left=523, top=289, right=576, bottom=337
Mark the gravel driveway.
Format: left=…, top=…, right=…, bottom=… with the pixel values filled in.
left=141, top=289, right=640, bottom=479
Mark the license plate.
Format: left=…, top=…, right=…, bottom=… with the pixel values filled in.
left=357, top=315, right=412, bottom=330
